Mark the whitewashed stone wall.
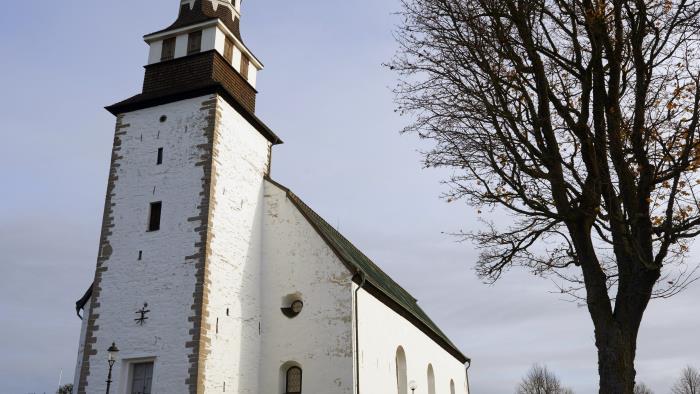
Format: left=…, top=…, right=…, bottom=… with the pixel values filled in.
left=260, top=182, right=355, bottom=393
left=356, top=286, right=469, bottom=394
left=76, top=95, right=217, bottom=394
left=73, top=309, right=89, bottom=388
left=73, top=94, right=468, bottom=394
left=199, top=97, right=271, bottom=393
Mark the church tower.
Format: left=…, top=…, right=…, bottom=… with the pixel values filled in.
left=74, top=1, right=281, bottom=392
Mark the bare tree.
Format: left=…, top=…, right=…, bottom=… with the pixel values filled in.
left=517, top=365, right=575, bottom=394
left=634, top=382, right=654, bottom=394
left=672, top=366, right=700, bottom=394
left=391, top=0, right=700, bottom=393
left=57, top=384, right=73, bottom=394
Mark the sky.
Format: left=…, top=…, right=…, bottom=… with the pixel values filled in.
left=0, top=1, right=698, bottom=393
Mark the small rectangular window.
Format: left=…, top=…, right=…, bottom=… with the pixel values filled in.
left=130, top=362, right=154, bottom=394
left=224, top=37, right=234, bottom=64
left=148, top=202, right=162, bottom=232
left=187, top=30, right=202, bottom=55
left=161, top=37, right=176, bottom=61
left=240, top=53, right=250, bottom=80
left=157, top=148, right=163, bottom=165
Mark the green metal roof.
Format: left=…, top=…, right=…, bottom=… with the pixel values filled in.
left=267, top=178, right=469, bottom=363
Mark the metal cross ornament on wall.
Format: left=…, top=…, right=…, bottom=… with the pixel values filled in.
left=135, top=303, right=150, bottom=326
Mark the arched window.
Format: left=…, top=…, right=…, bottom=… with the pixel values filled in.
left=427, top=364, right=436, bottom=394
left=450, top=379, right=456, bottom=394
left=396, top=347, right=407, bottom=394
left=286, top=366, right=302, bottom=394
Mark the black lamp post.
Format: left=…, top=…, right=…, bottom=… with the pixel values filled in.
left=409, top=380, right=417, bottom=394
left=106, top=342, right=119, bottom=394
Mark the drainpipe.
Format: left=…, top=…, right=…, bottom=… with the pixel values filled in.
left=465, top=359, right=472, bottom=394
left=354, top=272, right=366, bottom=394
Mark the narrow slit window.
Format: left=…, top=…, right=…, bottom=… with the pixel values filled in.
left=187, top=30, right=202, bottom=55
left=224, top=37, right=234, bottom=64
left=148, top=202, right=162, bottom=232
left=157, top=148, right=163, bottom=165
left=161, top=37, right=176, bottom=61
left=240, top=54, right=250, bottom=80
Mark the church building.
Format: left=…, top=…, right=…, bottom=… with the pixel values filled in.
left=72, top=1, right=470, bottom=393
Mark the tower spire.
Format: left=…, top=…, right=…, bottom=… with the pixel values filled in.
left=105, top=0, right=278, bottom=145
left=154, top=0, right=243, bottom=42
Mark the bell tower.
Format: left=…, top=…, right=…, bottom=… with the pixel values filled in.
left=73, top=1, right=281, bottom=393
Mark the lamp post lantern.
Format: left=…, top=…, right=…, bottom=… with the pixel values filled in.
left=409, top=380, right=417, bottom=394
left=106, top=342, right=119, bottom=394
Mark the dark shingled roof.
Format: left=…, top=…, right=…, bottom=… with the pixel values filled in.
left=147, top=0, right=242, bottom=40
left=267, top=177, right=469, bottom=363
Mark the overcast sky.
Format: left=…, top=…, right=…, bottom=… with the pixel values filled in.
left=0, top=1, right=698, bottom=393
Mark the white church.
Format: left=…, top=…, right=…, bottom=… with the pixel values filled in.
left=72, top=1, right=471, bottom=393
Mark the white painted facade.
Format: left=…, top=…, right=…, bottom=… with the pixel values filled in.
left=198, top=95, right=272, bottom=393
left=260, top=182, right=355, bottom=393
left=73, top=307, right=89, bottom=387
left=73, top=1, right=469, bottom=393
left=74, top=102, right=469, bottom=391
left=77, top=95, right=222, bottom=393
left=356, top=286, right=469, bottom=394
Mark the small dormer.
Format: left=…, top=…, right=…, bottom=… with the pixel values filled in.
left=143, top=0, right=262, bottom=88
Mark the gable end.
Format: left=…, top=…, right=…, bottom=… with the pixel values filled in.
left=264, top=177, right=469, bottom=364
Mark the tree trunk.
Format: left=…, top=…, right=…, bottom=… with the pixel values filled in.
left=592, top=263, right=659, bottom=394
left=596, top=325, right=637, bottom=394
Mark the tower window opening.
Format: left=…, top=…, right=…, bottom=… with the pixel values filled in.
left=157, top=148, right=163, bottom=165
left=240, top=54, right=250, bottom=80
left=148, top=202, right=162, bottom=232
left=138, top=251, right=143, bottom=261
left=188, top=30, right=202, bottom=55
left=161, top=37, right=176, bottom=61
left=224, top=37, right=234, bottom=64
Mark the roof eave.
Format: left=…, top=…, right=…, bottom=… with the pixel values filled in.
left=353, top=275, right=470, bottom=364
left=105, top=85, right=282, bottom=145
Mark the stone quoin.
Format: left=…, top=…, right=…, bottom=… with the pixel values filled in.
left=71, top=1, right=471, bottom=393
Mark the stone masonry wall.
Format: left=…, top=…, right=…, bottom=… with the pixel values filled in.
left=76, top=95, right=218, bottom=394
left=260, top=181, right=355, bottom=393
left=198, top=96, right=271, bottom=393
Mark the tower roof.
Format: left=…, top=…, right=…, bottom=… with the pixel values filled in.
left=147, top=0, right=243, bottom=41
